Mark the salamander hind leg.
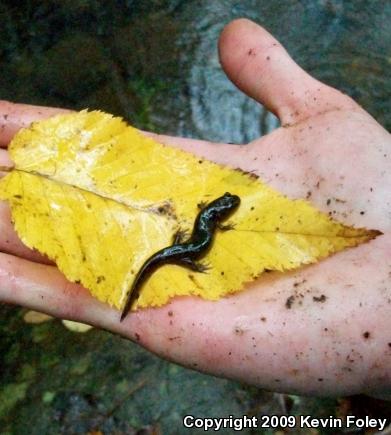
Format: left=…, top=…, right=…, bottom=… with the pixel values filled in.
left=172, top=228, right=189, bottom=244
left=179, top=257, right=210, bottom=273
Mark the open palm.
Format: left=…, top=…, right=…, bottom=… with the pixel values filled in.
left=0, top=19, right=389, bottom=397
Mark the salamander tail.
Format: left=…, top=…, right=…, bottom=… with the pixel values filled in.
left=120, top=255, right=159, bottom=322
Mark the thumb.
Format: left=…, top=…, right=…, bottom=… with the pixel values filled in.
left=219, top=19, right=359, bottom=126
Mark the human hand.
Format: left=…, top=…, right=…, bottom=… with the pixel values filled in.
left=0, top=19, right=390, bottom=398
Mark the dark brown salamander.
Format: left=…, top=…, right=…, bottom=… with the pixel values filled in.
left=120, top=192, right=240, bottom=321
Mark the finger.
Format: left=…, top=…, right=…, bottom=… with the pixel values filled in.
left=218, top=19, right=360, bottom=126
left=0, top=101, right=246, bottom=166
left=0, top=148, right=13, bottom=170
left=0, top=251, right=103, bottom=320
left=0, top=100, right=71, bottom=147
left=0, top=251, right=141, bottom=335
left=142, top=130, right=249, bottom=166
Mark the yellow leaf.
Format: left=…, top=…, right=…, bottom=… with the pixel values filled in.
left=62, top=320, right=93, bottom=333
left=23, top=310, right=53, bottom=324
left=0, top=111, right=379, bottom=310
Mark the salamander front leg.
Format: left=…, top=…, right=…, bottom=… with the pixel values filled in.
left=197, top=200, right=208, bottom=210
left=217, top=222, right=236, bottom=231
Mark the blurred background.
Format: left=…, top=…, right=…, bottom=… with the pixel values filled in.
left=0, top=1, right=390, bottom=434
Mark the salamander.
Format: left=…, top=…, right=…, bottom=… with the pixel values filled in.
left=120, top=192, right=240, bottom=321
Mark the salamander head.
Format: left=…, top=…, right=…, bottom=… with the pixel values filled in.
left=211, top=192, right=240, bottom=219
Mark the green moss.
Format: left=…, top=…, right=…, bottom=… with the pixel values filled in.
left=0, top=382, right=29, bottom=416
left=42, top=391, right=55, bottom=404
